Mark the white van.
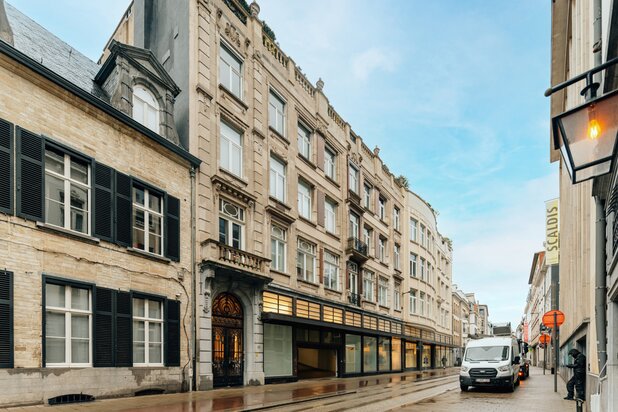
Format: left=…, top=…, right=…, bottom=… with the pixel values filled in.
left=459, top=336, right=521, bottom=392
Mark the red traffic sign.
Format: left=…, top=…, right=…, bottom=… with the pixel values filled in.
left=542, top=310, right=565, bottom=328
left=539, top=334, right=551, bottom=344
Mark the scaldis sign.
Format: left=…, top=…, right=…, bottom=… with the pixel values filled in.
left=545, top=199, right=559, bottom=265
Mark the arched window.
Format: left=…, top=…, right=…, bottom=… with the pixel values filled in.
left=132, top=85, right=160, bottom=132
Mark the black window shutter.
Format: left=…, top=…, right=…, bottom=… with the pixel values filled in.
left=164, top=299, right=180, bottom=367
left=0, top=270, right=13, bottom=368
left=0, top=119, right=13, bottom=215
left=115, top=172, right=132, bottom=247
left=16, top=127, right=44, bottom=221
left=94, top=287, right=115, bottom=367
left=165, top=195, right=180, bottom=262
left=93, top=163, right=114, bottom=242
left=115, top=291, right=132, bottom=367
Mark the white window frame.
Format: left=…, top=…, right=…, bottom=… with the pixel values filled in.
left=269, top=155, right=286, bottom=202
left=324, top=251, right=340, bottom=291
left=271, top=225, right=287, bottom=272
left=394, top=283, right=401, bottom=311
left=349, top=164, right=359, bottom=194
left=297, top=123, right=312, bottom=159
left=268, top=90, right=286, bottom=136
left=348, top=262, right=359, bottom=295
left=394, top=244, right=400, bottom=270
left=363, top=183, right=372, bottom=209
left=393, top=207, right=400, bottom=231
left=220, top=120, right=243, bottom=177
left=420, top=224, right=426, bottom=246
left=44, top=149, right=91, bottom=235
left=324, top=146, right=336, bottom=180
left=132, top=298, right=164, bottom=367
left=363, top=270, right=375, bottom=302
left=298, top=180, right=312, bottom=220
left=420, top=292, right=426, bottom=316
left=219, top=198, right=245, bottom=249
left=410, top=218, right=418, bottom=241
left=410, top=253, right=417, bottom=277
left=132, top=186, right=164, bottom=256
left=132, top=85, right=160, bottom=132
left=378, top=196, right=386, bottom=220
left=45, top=284, right=92, bottom=367
left=363, top=226, right=372, bottom=251
left=409, top=289, right=417, bottom=314
left=349, top=213, right=360, bottom=239
left=297, top=238, right=316, bottom=282
left=378, top=237, right=386, bottom=262
left=378, top=277, right=389, bottom=307
left=325, top=198, right=337, bottom=233
left=219, top=44, right=243, bottom=98
left=420, top=258, right=426, bottom=280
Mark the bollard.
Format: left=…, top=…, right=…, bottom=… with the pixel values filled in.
left=575, top=398, right=584, bottom=412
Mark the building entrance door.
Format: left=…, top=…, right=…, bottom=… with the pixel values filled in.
left=212, top=293, right=244, bottom=387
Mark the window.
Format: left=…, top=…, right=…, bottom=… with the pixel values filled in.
left=133, top=298, right=163, bottom=366
left=132, top=85, right=159, bottom=132
left=271, top=225, right=286, bottom=272
left=394, top=244, right=400, bottom=270
left=364, top=183, right=372, bottom=209
left=297, top=124, right=311, bottom=159
left=349, top=164, right=359, bottom=194
left=378, top=277, right=389, bottom=307
left=268, top=91, right=285, bottom=136
left=349, top=213, right=360, bottom=239
left=420, top=258, right=426, bottom=280
left=394, top=283, right=401, bottom=311
left=410, top=218, right=417, bottom=241
left=363, top=270, right=375, bottom=302
left=410, top=253, right=417, bottom=277
left=219, top=44, right=242, bottom=97
left=220, top=121, right=242, bottom=176
left=297, top=180, right=312, bottom=219
left=219, top=199, right=244, bottom=249
left=269, top=156, right=286, bottom=202
left=363, top=226, right=372, bottom=252
left=378, top=237, right=386, bottom=262
left=420, top=292, right=425, bottom=316
left=325, top=199, right=337, bottom=233
left=132, top=186, right=163, bottom=255
left=324, top=146, right=336, bottom=180
left=324, top=251, right=339, bottom=291
left=393, top=207, right=400, bottom=231
left=378, top=196, right=386, bottom=220
left=45, top=283, right=91, bottom=366
left=420, top=224, right=426, bottom=246
left=409, top=289, right=417, bottom=314
left=44, top=148, right=90, bottom=234
left=297, top=239, right=316, bottom=282
left=348, top=262, right=359, bottom=294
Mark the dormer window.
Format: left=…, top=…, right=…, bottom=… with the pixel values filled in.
left=132, top=85, right=160, bottom=132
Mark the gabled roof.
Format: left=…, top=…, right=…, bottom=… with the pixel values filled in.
left=96, top=40, right=181, bottom=96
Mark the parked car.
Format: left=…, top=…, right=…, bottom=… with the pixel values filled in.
left=459, top=336, right=521, bottom=392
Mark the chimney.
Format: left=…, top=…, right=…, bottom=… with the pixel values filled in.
left=0, top=0, right=13, bottom=46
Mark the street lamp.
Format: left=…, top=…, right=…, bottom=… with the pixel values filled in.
left=546, top=56, right=618, bottom=184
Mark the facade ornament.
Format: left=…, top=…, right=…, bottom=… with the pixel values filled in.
left=316, top=120, right=326, bottom=135
left=253, top=50, right=262, bottom=62
left=203, top=290, right=211, bottom=314
left=249, top=1, right=260, bottom=17
left=216, top=8, right=223, bottom=20
left=224, top=22, right=241, bottom=48
left=316, top=77, right=324, bottom=91
left=373, top=146, right=380, bottom=156
left=245, top=38, right=251, bottom=49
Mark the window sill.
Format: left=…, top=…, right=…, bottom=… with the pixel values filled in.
left=325, top=287, right=342, bottom=295
left=270, top=269, right=289, bottom=277
left=269, top=196, right=291, bottom=211
left=394, top=228, right=402, bottom=236
left=219, top=83, right=249, bottom=110
left=324, top=175, right=339, bottom=188
left=297, top=154, right=317, bottom=169
left=298, top=215, right=316, bottom=227
left=297, top=278, right=320, bottom=288
left=379, top=305, right=390, bottom=311
left=269, top=126, right=289, bottom=145
left=127, top=247, right=171, bottom=263
left=325, top=231, right=340, bottom=242
left=36, top=222, right=100, bottom=244
left=218, top=168, right=249, bottom=187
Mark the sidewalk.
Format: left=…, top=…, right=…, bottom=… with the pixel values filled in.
left=4, top=368, right=459, bottom=411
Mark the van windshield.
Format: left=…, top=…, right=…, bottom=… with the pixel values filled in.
left=465, top=346, right=509, bottom=361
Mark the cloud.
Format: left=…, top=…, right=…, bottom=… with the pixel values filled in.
left=351, top=47, right=400, bottom=81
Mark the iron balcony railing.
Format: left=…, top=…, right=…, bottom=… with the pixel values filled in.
left=347, top=237, right=368, bottom=256
left=348, top=292, right=361, bottom=307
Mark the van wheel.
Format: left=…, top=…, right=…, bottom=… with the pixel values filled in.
left=515, top=377, right=520, bottom=386
left=508, top=378, right=516, bottom=392
left=460, top=384, right=468, bottom=391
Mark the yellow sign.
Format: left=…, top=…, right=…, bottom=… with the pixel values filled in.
left=545, top=199, right=559, bottom=265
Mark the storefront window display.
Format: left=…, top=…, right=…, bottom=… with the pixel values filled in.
left=378, top=337, right=391, bottom=371
left=392, top=338, right=402, bottom=370
left=345, top=334, right=362, bottom=374
left=363, top=336, right=377, bottom=372
left=405, top=341, right=418, bottom=369
left=264, top=324, right=293, bottom=377
left=422, top=345, right=431, bottom=369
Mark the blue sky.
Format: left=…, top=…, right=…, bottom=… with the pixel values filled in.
left=9, top=0, right=558, bottom=328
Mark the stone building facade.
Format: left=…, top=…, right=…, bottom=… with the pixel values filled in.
left=102, top=0, right=457, bottom=390
left=0, top=2, right=200, bottom=406
left=523, top=251, right=552, bottom=369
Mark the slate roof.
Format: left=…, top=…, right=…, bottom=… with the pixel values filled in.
left=5, top=2, right=108, bottom=100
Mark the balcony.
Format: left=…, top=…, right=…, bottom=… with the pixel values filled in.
left=201, top=239, right=270, bottom=280
left=346, top=237, right=368, bottom=262
left=348, top=292, right=361, bottom=307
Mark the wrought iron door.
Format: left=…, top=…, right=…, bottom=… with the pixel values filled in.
left=212, top=293, right=244, bottom=387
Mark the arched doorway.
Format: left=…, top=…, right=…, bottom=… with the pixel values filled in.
left=212, top=293, right=244, bottom=387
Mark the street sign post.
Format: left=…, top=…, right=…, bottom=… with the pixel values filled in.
left=539, top=334, right=551, bottom=375
left=542, top=310, right=565, bottom=392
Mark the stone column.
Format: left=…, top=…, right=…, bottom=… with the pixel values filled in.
left=197, top=264, right=214, bottom=390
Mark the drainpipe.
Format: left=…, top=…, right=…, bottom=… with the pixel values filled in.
left=593, top=0, right=608, bottom=379
left=190, top=166, right=198, bottom=391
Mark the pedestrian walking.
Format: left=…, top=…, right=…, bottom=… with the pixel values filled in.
left=441, top=356, right=447, bottom=369
left=564, top=348, right=586, bottom=401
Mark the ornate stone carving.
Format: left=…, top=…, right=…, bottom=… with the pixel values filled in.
left=224, top=22, right=241, bottom=48
left=249, top=1, right=260, bottom=17
left=316, top=77, right=324, bottom=91
left=203, top=290, right=211, bottom=314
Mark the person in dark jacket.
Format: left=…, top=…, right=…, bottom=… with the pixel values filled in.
left=564, top=348, right=586, bottom=401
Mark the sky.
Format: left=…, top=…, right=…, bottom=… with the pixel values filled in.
left=8, top=0, right=558, bottom=329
